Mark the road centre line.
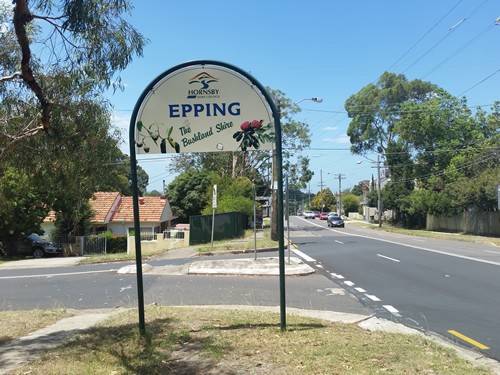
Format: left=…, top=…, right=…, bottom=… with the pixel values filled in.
left=377, top=254, right=401, bottom=263
left=298, top=217, right=500, bottom=267
left=334, top=240, right=344, bottom=244
left=0, top=269, right=116, bottom=280
left=448, top=330, right=490, bottom=350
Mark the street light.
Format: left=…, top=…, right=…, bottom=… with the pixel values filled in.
left=294, top=97, right=323, bottom=105
left=357, top=154, right=382, bottom=227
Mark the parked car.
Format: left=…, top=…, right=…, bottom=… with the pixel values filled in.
left=327, top=214, right=345, bottom=228
left=319, top=212, right=329, bottom=220
left=313, top=211, right=321, bottom=218
left=17, top=234, right=63, bottom=258
left=304, top=211, right=315, bottom=219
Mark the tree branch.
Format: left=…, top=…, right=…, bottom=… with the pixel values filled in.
left=0, top=71, right=22, bottom=82
left=13, top=0, right=51, bottom=132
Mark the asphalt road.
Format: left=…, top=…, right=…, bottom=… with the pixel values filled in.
left=0, top=252, right=370, bottom=315
left=3, top=219, right=500, bottom=361
left=290, top=216, right=500, bottom=361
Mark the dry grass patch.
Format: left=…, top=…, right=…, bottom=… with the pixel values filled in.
left=12, top=306, right=494, bottom=374
left=197, top=229, right=278, bottom=254
left=0, top=309, right=74, bottom=345
left=349, top=221, right=500, bottom=247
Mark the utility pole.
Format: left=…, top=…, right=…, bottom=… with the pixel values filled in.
left=334, top=173, right=346, bottom=215
left=377, top=154, right=382, bottom=227
left=318, top=169, right=324, bottom=211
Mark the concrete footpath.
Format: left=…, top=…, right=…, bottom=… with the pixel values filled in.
left=1, top=248, right=500, bottom=374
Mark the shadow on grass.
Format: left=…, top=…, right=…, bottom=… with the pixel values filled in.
left=203, top=322, right=327, bottom=331
left=57, top=317, right=233, bottom=375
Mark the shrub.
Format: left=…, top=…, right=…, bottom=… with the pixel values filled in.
left=107, top=236, right=127, bottom=253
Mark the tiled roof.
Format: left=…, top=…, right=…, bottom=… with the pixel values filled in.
left=111, top=196, right=172, bottom=223
left=43, top=193, right=172, bottom=225
left=43, top=211, right=57, bottom=223
left=89, top=192, right=121, bottom=224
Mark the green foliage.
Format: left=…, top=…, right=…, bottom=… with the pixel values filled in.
left=0, top=168, right=50, bottom=252
left=347, top=71, right=499, bottom=228
left=311, top=188, right=336, bottom=212
left=341, top=194, right=360, bottom=214
left=107, top=236, right=127, bottom=254
left=0, top=0, right=148, bottom=240
left=204, top=196, right=254, bottom=218
left=166, top=169, right=212, bottom=223
left=345, top=72, right=437, bottom=155
left=202, top=175, right=255, bottom=218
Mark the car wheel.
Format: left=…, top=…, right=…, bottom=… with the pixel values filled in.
left=33, top=247, right=44, bottom=258
left=341, top=224, right=345, bottom=228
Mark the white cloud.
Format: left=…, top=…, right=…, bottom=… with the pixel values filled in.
left=111, top=111, right=132, bottom=154
left=323, top=136, right=350, bottom=143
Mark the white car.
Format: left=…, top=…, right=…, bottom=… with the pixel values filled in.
left=304, top=211, right=315, bottom=219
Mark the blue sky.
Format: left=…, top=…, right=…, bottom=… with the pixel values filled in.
left=105, top=0, right=500, bottom=194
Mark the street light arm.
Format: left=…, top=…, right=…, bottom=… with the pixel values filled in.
left=294, top=97, right=323, bottom=105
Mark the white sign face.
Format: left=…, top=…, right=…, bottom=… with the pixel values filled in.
left=212, top=184, right=217, bottom=209
left=134, top=63, right=274, bottom=154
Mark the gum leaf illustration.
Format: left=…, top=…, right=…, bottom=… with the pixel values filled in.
left=166, top=126, right=180, bottom=153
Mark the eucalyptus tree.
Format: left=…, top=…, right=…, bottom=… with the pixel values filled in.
left=0, top=0, right=147, bottom=152
left=0, top=0, right=147, bottom=242
left=345, top=72, right=438, bottom=157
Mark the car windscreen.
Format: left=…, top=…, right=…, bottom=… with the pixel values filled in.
left=28, top=234, right=44, bottom=242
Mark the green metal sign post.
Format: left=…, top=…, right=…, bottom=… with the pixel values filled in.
left=129, top=60, right=286, bottom=334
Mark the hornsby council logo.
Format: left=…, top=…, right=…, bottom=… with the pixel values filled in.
left=187, top=72, right=220, bottom=99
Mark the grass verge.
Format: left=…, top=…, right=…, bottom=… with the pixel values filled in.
left=0, top=309, right=74, bottom=345
left=349, top=220, right=500, bottom=247
left=7, top=306, right=494, bottom=374
left=196, top=229, right=278, bottom=254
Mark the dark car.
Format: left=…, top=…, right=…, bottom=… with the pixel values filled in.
left=18, top=234, right=63, bottom=258
left=327, top=214, right=345, bottom=228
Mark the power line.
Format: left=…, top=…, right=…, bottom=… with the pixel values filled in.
left=457, top=68, right=500, bottom=97
left=401, top=0, right=490, bottom=74
left=386, top=0, right=465, bottom=72
left=422, top=21, right=497, bottom=79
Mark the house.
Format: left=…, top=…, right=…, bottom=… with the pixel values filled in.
left=105, top=195, right=173, bottom=236
left=41, top=192, right=174, bottom=237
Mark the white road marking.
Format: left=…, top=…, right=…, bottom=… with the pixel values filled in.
left=335, top=240, right=344, bottom=244
left=317, top=264, right=324, bottom=269
left=355, top=287, right=366, bottom=293
left=330, top=273, right=345, bottom=279
left=366, top=294, right=381, bottom=302
left=120, top=285, right=132, bottom=293
left=325, top=288, right=346, bottom=296
left=377, top=254, right=401, bottom=263
left=344, top=281, right=355, bottom=287
left=297, top=217, right=500, bottom=267
left=0, top=269, right=116, bottom=280
left=383, top=305, right=399, bottom=314
left=291, top=248, right=316, bottom=262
